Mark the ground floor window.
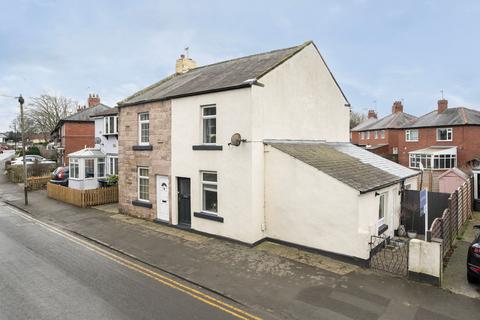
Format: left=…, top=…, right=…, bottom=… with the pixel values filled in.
left=85, top=159, right=95, bottom=178
left=70, top=159, right=79, bottom=179
left=108, top=156, right=118, bottom=175
left=409, top=153, right=456, bottom=170
left=201, top=171, right=217, bottom=213
left=378, top=193, right=387, bottom=230
left=97, top=158, right=105, bottom=178
left=138, top=167, right=149, bottom=201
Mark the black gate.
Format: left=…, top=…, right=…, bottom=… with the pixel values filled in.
left=369, top=235, right=409, bottom=276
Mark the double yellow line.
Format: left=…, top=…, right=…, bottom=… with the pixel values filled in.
left=6, top=206, right=262, bottom=320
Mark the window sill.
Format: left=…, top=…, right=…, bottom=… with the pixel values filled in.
left=132, top=200, right=152, bottom=208
left=192, top=145, right=223, bottom=151
left=132, top=145, right=153, bottom=151
left=378, top=224, right=388, bottom=235
left=194, top=211, right=223, bottom=223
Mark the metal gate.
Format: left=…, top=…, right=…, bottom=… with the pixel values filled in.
left=369, top=235, right=409, bottom=276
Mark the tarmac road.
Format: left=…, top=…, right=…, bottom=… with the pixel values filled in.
left=0, top=203, right=261, bottom=320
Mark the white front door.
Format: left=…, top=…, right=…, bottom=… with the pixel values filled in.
left=156, top=175, right=169, bottom=221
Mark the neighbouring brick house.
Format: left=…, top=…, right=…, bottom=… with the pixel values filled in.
left=351, top=101, right=417, bottom=160
left=51, top=94, right=110, bottom=165
left=398, top=99, right=480, bottom=171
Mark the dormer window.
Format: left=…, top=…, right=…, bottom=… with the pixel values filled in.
left=104, top=116, right=118, bottom=135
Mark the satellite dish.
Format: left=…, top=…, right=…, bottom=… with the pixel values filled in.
left=229, top=133, right=245, bottom=147
left=95, top=137, right=101, bottom=144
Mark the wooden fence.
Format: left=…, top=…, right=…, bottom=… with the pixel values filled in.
left=27, top=176, right=51, bottom=191
left=7, top=164, right=55, bottom=183
left=47, top=183, right=118, bottom=208
left=430, top=178, right=473, bottom=263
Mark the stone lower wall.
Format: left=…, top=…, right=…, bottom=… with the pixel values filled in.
left=118, top=100, right=171, bottom=221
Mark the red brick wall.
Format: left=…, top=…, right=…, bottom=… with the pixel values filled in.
left=63, top=122, right=95, bottom=164
left=397, top=125, right=480, bottom=168
left=350, top=129, right=403, bottom=155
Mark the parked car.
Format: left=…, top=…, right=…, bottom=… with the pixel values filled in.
left=467, top=225, right=480, bottom=283
left=10, top=155, right=56, bottom=166
left=49, top=166, right=69, bottom=186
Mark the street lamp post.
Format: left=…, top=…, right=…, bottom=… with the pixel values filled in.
left=19, top=95, right=28, bottom=205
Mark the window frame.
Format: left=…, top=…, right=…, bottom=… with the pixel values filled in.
left=366, top=131, right=370, bottom=139
left=436, top=127, right=453, bottom=141
left=97, top=157, right=106, bottom=178
left=201, top=171, right=218, bottom=214
left=84, top=158, right=95, bottom=179
left=201, top=105, right=217, bottom=144
left=70, top=158, right=80, bottom=179
left=138, top=112, right=150, bottom=146
left=108, top=156, right=119, bottom=176
left=374, top=131, right=378, bottom=139
left=137, top=167, right=150, bottom=202
left=104, top=116, right=118, bottom=135
left=378, top=193, right=387, bottom=232
left=381, top=130, right=385, bottom=139
left=405, top=129, right=419, bottom=142
left=360, top=132, right=365, bottom=140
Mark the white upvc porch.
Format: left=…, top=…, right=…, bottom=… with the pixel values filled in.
left=409, top=146, right=457, bottom=170
left=68, top=148, right=106, bottom=190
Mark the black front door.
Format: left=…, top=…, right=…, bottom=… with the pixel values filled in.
left=177, top=177, right=191, bottom=226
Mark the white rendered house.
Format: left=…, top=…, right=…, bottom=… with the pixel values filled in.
left=118, top=41, right=419, bottom=262
left=68, top=107, right=118, bottom=190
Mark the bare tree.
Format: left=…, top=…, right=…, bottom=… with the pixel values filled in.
left=350, top=110, right=366, bottom=129
left=26, top=94, right=76, bottom=135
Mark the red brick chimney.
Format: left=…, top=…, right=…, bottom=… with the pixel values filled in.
left=438, top=99, right=448, bottom=113
left=367, top=110, right=377, bottom=119
left=88, top=93, right=100, bottom=108
left=392, top=101, right=403, bottom=114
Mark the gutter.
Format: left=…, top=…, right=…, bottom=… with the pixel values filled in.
left=359, top=172, right=420, bottom=194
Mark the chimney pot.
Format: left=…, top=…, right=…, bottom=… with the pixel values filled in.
left=438, top=99, right=448, bottom=113
left=367, top=110, right=377, bottom=119
left=392, top=101, right=404, bottom=114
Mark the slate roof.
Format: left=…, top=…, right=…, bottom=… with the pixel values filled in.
left=91, top=107, right=119, bottom=117
left=267, top=140, right=419, bottom=193
left=52, top=104, right=111, bottom=133
left=404, top=107, right=480, bottom=128
left=351, top=112, right=417, bottom=132
left=119, top=41, right=348, bottom=106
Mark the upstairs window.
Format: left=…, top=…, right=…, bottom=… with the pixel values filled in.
left=405, top=129, right=419, bottom=142
left=104, top=116, right=118, bottom=134
left=138, top=113, right=150, bottom=145
left=374, top=131, right=378, bottom=139
left=202, top=105, right=216, bottom=144
left=366, top=131, right=370, bottom=139
left=437, top=128, right=452, bottom=141
left=381, top=130, right=385, bottom=139
left=360, top=132, right=365, bottom=140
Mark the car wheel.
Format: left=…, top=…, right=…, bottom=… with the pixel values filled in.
left=467, top=272, right=479, bottom=284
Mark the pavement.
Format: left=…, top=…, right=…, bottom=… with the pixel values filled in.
left=443, top=211, right=480, bottom=298
left=1, top=158, right=480, bottom=319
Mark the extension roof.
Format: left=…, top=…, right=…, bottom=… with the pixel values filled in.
left=90, top=107, right=119, bottom=117
left=267, top=140, right=418, bottom=193
left=119, top=41, right=348, bottom=107
left=404, top=107, right=480, bottom=128
left=351, top=112, right=417, bottom=132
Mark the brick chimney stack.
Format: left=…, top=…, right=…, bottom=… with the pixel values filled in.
left=88, top=93, right=100, bottom=108
left=175, top=54, right=197, bottom=74
left=438, top=99, right=448, bottom=113
left=392, top=101, right=404, bottom=114
left=367, top=110, right=377, bottom=119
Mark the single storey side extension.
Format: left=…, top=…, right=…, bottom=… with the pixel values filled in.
left=265, top=141, right=418, bottom=260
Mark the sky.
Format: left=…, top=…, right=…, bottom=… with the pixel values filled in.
left=1, top=0, right=479, bottom=132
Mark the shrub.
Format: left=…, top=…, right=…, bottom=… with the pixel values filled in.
left=107, top=175, right=118, bottom=186
left=26, top=146, right=41, bottom=156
